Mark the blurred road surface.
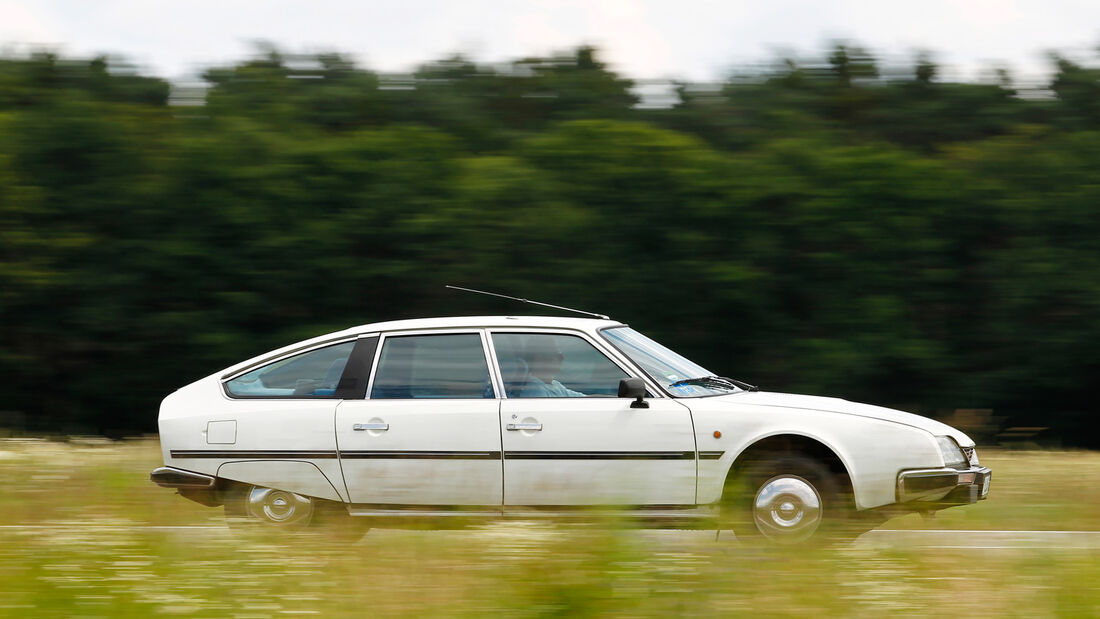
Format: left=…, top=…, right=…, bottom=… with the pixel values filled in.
left=854, top=529, right=1100, bottom=550
left=1, top=525, right=1097, bottom=550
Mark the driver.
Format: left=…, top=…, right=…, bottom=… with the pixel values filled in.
left=521, top=336, right=585, bottom=397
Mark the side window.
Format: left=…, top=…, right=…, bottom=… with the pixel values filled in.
left=370, top=333, right=493, bottom=399
left=491, top=333, right=629, bottom=398
left=226, top=341, right=356, bottom=398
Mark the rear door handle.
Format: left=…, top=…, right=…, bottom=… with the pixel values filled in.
left=353, top=423, right=389, bottom=431
left=506, top=423, right=543, bottom=431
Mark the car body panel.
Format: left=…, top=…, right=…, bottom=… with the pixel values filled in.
left=686, top=395, right=947, bottom=508
left=158, top=376, right=349, bottom=502
left=499, top=397, right=697, bottom=505
left=217, top=460, right=343, bottom=502
left=336, top=398, right=504, bottom=505
left=722, top=391, right=973, bottom=443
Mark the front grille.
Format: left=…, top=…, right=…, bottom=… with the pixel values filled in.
left=962, top=446, right=979, bottom=466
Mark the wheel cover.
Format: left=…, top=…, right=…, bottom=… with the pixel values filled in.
left=245, top=487, right=314, bottom=526
left=752, top=475, right=823, bottom=543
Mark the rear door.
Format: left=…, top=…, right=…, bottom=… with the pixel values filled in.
left=335, top=330, right=503, bottom=505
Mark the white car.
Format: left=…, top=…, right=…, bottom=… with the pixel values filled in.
left=152, top=315, right=990, bottom=544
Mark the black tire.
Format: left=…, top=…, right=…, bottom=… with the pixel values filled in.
left=222, top=484, right=261, bottom=531
left=723, top=455, right=843, bottom=546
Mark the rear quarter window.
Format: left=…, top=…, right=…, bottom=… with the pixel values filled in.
left=225, top=341, right=356, bottom=398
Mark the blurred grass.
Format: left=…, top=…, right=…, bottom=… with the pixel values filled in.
left=0, top=440, right=1096, bottom=617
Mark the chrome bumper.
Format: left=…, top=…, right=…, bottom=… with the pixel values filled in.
left=150, top=466, right=216, bottom=489
left=897, top=465, right=992, bottom=504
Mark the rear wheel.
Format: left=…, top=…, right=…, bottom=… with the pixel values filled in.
left=725, top=455, right=843, bottom=545
left=223, top=484, right=368, bottom=541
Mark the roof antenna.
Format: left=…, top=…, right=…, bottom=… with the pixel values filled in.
left=445, top=285, right=611, bottom=320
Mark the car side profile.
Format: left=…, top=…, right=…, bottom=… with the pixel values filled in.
left=152, top=315, right=990, bottom=544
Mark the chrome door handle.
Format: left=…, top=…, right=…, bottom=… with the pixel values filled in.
left=353, top=423, right=389, bottom=431
left=506, top=423, right=543, bottom=431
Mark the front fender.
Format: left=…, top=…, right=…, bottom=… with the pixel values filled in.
left=690, top=399, right=943, bottom=509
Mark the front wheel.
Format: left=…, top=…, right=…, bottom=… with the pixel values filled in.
left=725, top=455, right=842, bottom=545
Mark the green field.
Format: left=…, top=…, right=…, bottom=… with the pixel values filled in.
left=0, top=440, right=1096, bottom=617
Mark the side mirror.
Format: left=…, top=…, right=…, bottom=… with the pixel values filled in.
left=618, top=377, right=649, bottom=409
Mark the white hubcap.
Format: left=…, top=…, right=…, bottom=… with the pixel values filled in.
left=246, top=487, right=314, bottom=526
left=753, top=475, right=823, bottom=543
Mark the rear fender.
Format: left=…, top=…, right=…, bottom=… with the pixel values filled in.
left=216, top=460, right=344, bottom=502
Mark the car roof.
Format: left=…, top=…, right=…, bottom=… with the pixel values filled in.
left=347, top=315, right=624, bottom=334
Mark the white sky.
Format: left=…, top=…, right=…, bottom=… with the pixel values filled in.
left=1, top=0, right=1099, bottom=84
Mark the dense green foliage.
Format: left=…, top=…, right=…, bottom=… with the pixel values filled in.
left=1, top=46, right=1098, bottom=445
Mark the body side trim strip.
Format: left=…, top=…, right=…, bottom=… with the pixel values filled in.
left=172, top=450, right=714, bottom=461
left=171, top=450, right=339, bottom=459
left=340, top=451, right=502, bottom=460
left=503, top=451, right=696, bottom=460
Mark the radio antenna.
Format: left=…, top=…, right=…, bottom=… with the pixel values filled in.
left=445, top=285, right=611, bottom=320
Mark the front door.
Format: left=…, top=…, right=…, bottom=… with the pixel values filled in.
left=491, top=331, right=697, bottom=506
left=336, top=331, right=503, bottom=505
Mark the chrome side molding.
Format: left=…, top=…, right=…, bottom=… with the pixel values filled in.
left=345, top=505, right=718, bottom=520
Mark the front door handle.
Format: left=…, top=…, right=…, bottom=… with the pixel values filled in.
left=353, top=423, right=389, bottom=431
left=506, top=423, right=543, bottom=431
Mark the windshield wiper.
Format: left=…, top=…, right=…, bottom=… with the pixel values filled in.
left=667, top=375, right=758, bottom=392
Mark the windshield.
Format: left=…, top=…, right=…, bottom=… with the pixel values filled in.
left=601, top=327, right=740, bottom=397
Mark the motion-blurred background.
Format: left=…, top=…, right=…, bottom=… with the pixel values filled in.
left=1, top=3, right=1099, bottom=448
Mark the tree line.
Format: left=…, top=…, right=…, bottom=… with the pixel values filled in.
left=1, top=44, right=1099, bottom=446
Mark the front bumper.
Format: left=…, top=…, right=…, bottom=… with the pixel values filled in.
left=897, top=465, right=991, bottom=505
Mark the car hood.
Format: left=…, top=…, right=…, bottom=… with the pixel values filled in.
left=720, top=391, right=974, bottom=446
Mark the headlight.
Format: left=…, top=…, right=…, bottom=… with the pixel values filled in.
left=936, top=436, right=967, bottom=468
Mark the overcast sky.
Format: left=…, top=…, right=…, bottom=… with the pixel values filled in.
left=2, top=0, right=1099, bottom=84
